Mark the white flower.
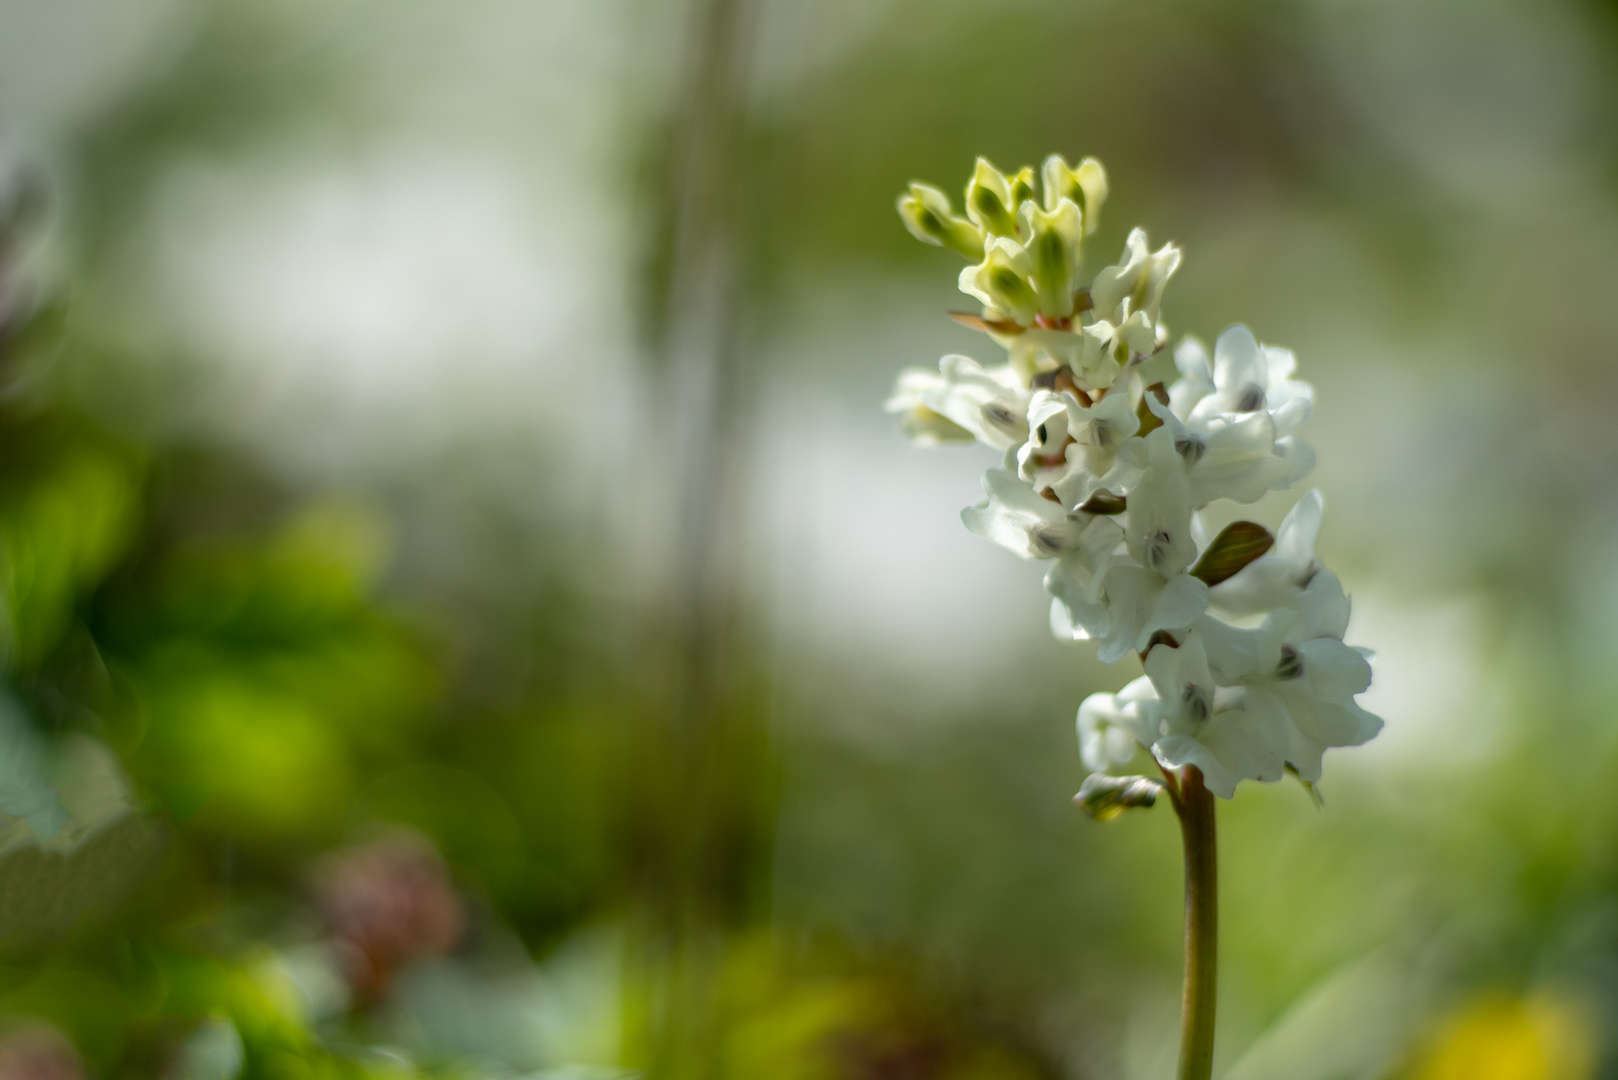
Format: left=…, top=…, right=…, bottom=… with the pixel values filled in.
left=1130, top=396, right=1293, bottom=509
left=884, top=355, right=1030, bottom=451
left=889, top=156, right=1383, bottom=803
left=1166, top=336, right=1216, bottom=420
left=962, top=466, right=1120, bottom=561
left=1077, top=678, right=1156, bottom=772
left=1050, top=560, right=1208, bottom=665
left=884, top=367, right=976, bottom=445
left=1017, top=386, right=1141, bottom=508
left=1142, top=632, right=1289, bottom=799
left=1006, top=325, right=1137, bottom=391
left=1077, top=632, right=1290, bottom=799
left=1090, top=228, right=1181, bottom=330
left=1196, top=574, right=1382, bottom=782
left=1209, top=489, right=1325, bottom=616
left=1174, top=327, right=1313, bottom=438
left=1124, top=429, right=1199, bottom=577
left=1081, top=311, right=1161, bottom=376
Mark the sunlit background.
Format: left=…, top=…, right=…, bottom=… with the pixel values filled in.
left=0, top=0, right=1616, bottom=1077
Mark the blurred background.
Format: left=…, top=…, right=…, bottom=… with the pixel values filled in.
left=0, top=0, right=1614, bottom=1076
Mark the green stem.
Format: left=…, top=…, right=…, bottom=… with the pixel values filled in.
left=1176, top=767, right=1218, bottom=1080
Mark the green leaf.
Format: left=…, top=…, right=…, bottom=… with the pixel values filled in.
left=1190, top=521, right=1275, bottom=586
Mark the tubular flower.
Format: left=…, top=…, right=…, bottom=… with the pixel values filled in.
left=963, top=157, right=1036, bottom=239
left=960, top=236, right=1042, bottom=327
left=887, top=154, right=1382, bottom=800
left=1041, top=153, right=1108, bottom=236
left=1017, top=382, right=1141, bottom=507
left=884, top=354, right=1030, bottom=451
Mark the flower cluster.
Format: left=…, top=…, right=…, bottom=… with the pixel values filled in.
left=887, top=156, right=1381, bottom=800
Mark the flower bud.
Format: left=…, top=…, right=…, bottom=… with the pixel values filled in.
left=1042, top=154, right=1108, bottom=235
left=1190, top=521, right=1275, bottom=587
left=1076, top=773, right=1164, bottom=821
left=959, top=237, right=1039, bottom=326
left=964, top=157, right=1035, bottom=239
left=896, top=182, right=985, bottom=260
left=1019, top=199, right=1084, bottom=318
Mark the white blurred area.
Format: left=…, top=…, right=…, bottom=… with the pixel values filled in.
left=139, top=153, right=617, bottom=477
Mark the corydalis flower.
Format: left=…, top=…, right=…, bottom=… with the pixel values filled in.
left=1091, top=228, right=1181, bottom=332
left=1080, top=632, right=1289, bottom=799
left=1129, top=396, right=1294, bottom=509
left=1172, top=326, right=1313, bottom=437
left=1017, top=384, right=1141, bottom=507
left=886, top=153, right=1381, bottom=800
left=963, top=465, right=1117, bottom=562
left=885, top=354, right=1029, bottom=450
left=1049, top=551, right=1209, bottom=666
left=960, top=237, right=1042, bottom=326
left=1196, top=570, right=1382, bottom=782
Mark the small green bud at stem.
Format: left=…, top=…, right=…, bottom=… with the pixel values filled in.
left=1076, top=774, right=1164, bottom=821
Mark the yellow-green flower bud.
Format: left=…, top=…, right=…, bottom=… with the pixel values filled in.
left=896, top=182, right=985, bottom=260
left=959, top=237, right=1039, bottom=326
left=1019, top=199, right=1084, bottom=318
left=964, top=157, right=1035, bottom=239
left=1042, top=154, right=1108, bottom=235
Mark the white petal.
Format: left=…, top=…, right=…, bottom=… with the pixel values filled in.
left=1213, top=325, right=1267, bottom=397
left=1153, top=735, right=1242, bottom=799
left=1089, top=228, right=1149, bottom=319
left=1295, top=571, right=1351, bottom=640
left=1142, top=633, right=1221, bottom=739
left=1272, top=436, right=1316, bottom=490
left=924, top=355, right=1031, bottom=451
left=1153, top=706, right=1286, bottom=799
left=1296, top=638, right=1372, bottom=702
left=1186, top=413, right=1288, bottom=506
left=1078, top=680, right=1156, bottom=770
left=1170, top=335, right=1215, bottom=418
left=1050, top=596, right=1091, bottom=640
left=1276, top=490, right=1324, bottom=563
left=1096, top=567, right=1209, bottom=664
left=1045, top=519, right=1125, bottom=632
left=1269, top=396, right=1313, bottom=437
left=1237, top=687, right=1318, bottom=780
left=1126, top=457, right=1197, bottom=575
left=962, top=468, right=1084, bottom=560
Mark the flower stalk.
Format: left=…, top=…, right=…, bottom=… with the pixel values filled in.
left=1175, top=766, right=1218, bottom=1080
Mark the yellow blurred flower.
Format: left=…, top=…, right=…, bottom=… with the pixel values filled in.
left=1408, top=991, right=1593, bottom=1080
